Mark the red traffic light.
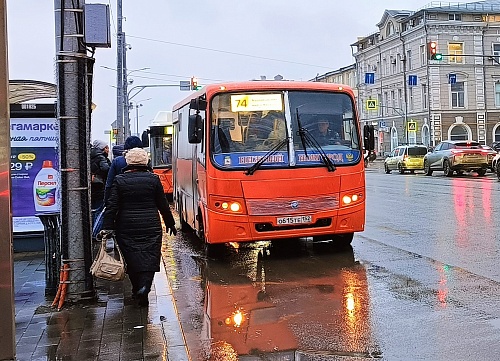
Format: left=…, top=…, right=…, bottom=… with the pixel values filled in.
left=428, top=41, right=439, bottom=60
left=190, top=76, right=198, bottom=90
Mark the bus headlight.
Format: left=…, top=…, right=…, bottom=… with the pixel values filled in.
left=211, top=196, right=246, bottom=214
left=341, top=192, right=363, bottom=207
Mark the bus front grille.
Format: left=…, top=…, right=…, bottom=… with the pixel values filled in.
left=246, top=196, right=338, bottom=216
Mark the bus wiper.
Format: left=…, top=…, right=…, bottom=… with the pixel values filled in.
left=245, top=138, right=288, bottom=175
left=296, top=108, right=336, bottom=172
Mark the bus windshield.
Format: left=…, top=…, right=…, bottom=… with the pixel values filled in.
left=210, top=91, right=361, bottom=170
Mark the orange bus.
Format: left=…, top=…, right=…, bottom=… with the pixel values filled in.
left=172, top=81, right=370, bottom=250
left=147, top=113, right=173, bottom=197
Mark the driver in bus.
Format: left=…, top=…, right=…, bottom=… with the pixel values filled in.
left=310, top=118, right=340, bottom=146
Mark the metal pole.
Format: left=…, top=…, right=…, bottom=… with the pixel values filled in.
left=116, top=0, right=124, bottom=143
left=55, top=0, right=95, bottom=302
left=136, top=103, right=141, bottom=136
left=0, top=0, right=15, bottom=358
left=122, top=33, right=130, bottom=139
left=123, top=33, right=129, bottom=139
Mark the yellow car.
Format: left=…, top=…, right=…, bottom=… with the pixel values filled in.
left=384, top=145, right=428, bottom=174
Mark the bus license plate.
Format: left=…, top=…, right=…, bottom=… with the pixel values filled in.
left=276, top=215, right=312, bottom=225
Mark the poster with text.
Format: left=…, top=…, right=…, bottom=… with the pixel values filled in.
left=11, top=117, right=59, bottom=233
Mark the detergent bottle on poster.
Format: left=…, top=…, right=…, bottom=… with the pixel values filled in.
left=33, top=160, right=59, bottom=213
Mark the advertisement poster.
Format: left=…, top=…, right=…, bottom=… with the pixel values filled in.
left=11, top=116, right=59, bottom=233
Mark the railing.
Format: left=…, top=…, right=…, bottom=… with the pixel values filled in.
left=419, top=1, right=500, bottom=11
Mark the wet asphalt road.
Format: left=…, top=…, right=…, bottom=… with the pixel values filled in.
left=163, top=165, right=500, bottom=360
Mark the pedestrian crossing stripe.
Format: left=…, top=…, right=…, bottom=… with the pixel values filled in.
left=366, top=99, right=378, bottom=110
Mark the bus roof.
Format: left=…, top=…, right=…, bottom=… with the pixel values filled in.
left=172, top=81, right=355, bottom=111
left=151, top=111, right=172, bottom=126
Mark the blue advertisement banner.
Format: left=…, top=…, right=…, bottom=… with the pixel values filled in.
left=212, top=149, right=361, bottom=168
left=11, top=117, right=59, bottom=233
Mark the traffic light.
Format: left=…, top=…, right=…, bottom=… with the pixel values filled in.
left=428, top=41, right=442, bottom=61
left=191, top=76, right=200, bottom=90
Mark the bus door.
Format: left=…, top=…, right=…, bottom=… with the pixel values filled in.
left=149, top=125, right=173, bottom=196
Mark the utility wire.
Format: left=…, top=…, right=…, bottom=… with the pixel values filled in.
left=126, top=34, right=333, bottom=69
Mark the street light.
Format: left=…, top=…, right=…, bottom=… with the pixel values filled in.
left=101, top=66, right=150, bottom=139
left=123, top=67, right=150, bottom=137
left=129, top=98, right=151, bottom=136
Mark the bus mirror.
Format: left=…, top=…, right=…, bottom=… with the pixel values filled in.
left=141, top=130, right=150, bottom=148
left=189, top=98, right=207, bottom=111
left=188, top=114, right=203, bottom=143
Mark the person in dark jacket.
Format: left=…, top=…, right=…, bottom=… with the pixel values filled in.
left=100, top=147, right=177, bottom=307
left=104, top=135, right=143, bottom=204
left=90, top=139, right=111, bottom=212
left=112, top=143, right=124, bottom=158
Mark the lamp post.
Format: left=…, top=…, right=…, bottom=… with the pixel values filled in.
left=379, top=104, right=408, bottom=147
left=101, top=66, right=150, bottom=140
left=129, top=98, right=151, bottom=136
left=123, top=67, right=150, bottom=137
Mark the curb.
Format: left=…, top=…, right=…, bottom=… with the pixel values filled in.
left=154, top=255, right=190, bottom=361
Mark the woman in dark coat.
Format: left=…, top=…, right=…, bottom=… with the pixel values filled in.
left=100, top=147, right=177, bottom=307
left=90, top=139, right=111, bottom=212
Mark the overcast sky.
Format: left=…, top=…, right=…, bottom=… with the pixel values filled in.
left=7, top=0, right=429, bottom=143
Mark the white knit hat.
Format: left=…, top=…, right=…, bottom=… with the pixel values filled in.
left=125, top=147, right=149, bottom=166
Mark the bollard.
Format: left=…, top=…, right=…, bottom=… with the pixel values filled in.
left=36, top=213, right=61, bottom=296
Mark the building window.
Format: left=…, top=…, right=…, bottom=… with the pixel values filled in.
left=449, top=13, right=462, bottom=21
left=422, top=85, right=428, bottom=109
left=450, top=124, right=468, bottom=140
left=391, top=90, right=396, bottom=113
left=495, top=83, right=500, bottom=107
left=386, top=22, right=394, bottom=37
left=391, top=127, right=399, bottom=150
left=398, top=89, right=403, bottom=110
left=421, top=124, right=430, bottom=147
left=493, top=44, right=500, bottom=64
left=451, top=81, right=465, bottom=108
left=420, top=45, right=426, bottom=66
left=391, top=57, right=396, bottom=74
left=407, top=50, right=412, bottom=70
left=495, top=125, right=500, bottom=142
left=448, top=43, right=463, bottom=63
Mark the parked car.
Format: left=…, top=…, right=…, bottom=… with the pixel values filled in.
left=491, top=141, right=500, bottom=152
left=423, top=140, right=489, bottom=177
left=384, top=144, right=428, bottom=174
left=481, top=145, right=497, bottom=171
left=493, top=153, right=500, bottom=175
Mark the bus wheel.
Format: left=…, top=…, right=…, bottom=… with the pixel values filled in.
left=177, top=196, right=190, bottom=232
left=333, top=233, right=354, bottom=246
left=313, top=233, right=353, bottom=250
left=204, top=242, right=226, bottom=259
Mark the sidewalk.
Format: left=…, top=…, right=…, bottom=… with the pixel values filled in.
left=13, top=248, right=189, bottom=361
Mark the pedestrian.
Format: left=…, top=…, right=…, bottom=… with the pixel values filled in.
left=100, top=147, right=177, bottom=307
left=90, top=139, right=111, bottom=213
left=104, top=135, right=143, bottom=204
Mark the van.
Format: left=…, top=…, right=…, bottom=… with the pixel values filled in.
left=384, top=145, right=428, bottom=174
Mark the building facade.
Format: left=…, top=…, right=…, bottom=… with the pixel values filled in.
left=346, top=1, right=500, bottom=156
